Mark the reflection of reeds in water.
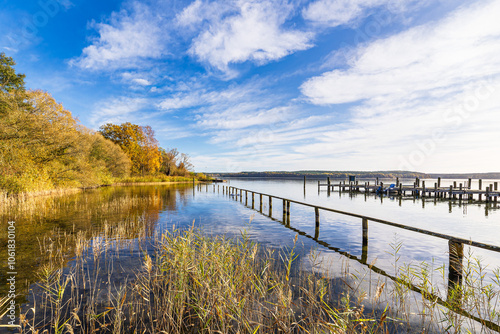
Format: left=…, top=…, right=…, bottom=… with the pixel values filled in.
left=12, top=223, right=500, bottom=333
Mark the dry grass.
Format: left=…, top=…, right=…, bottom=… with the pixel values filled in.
left=11, top=225, right=397, bottom=333
left=2, top=223, right=499, bottom=333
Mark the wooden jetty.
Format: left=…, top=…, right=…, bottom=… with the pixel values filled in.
left=318, top=177, right=500, bottom=203
left=203, top=184, right=500, bottom=332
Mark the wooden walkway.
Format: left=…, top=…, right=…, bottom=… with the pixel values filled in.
left=201, top=183, right=500, bottom=332
left=319, top=177, right=500, bottom=203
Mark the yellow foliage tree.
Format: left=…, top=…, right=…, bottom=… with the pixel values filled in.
left=99, top=122, right=161, bottom=175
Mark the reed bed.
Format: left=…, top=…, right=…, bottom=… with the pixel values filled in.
left=4, top=222, right=500, bottom=333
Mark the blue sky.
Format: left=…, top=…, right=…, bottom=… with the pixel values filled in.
left=2, top=0, right=500, bottom=173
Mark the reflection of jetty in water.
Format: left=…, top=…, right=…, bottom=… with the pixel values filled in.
left=205, top=183, right=500, bottom=332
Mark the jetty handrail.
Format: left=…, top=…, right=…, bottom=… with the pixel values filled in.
left=228, top=186, right=500, bottom=253
left=254, top=206, right=500, bottom=332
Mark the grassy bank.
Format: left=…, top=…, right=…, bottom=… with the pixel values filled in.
left=3, top=223, right=499, bottom=333
left=116, top=173, right=212, bottom=184
left=0, top=174, right=212, bottom=201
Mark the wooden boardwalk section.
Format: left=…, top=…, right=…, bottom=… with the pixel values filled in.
left=318, top=177, right=500, bottom=203
left=201, top=182, right=500, bottom=332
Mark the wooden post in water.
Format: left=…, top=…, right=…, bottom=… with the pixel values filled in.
left=314, top=207, right=320, bottom=239
left=422, top=181, right=426, bottom=198
left=434, top=183, right=438, bottom=198
left=449, top=185, right=453, bottom=199
left=495, top=182, right=498, bottom=191
left=259, top=194, right=263, bottom=212
left=438, top=177, right=441, bottom=188
left=240, top=189, right=242, bottom=202
left=376, top=177, right=379, bottom=185
left=245, top=191, right=248, bottom=206
left=479, top=179, right=483, bottom=201
left=252, top=192, right=255, bottom=209
left=459, top=183, right=463, bottom=201
left=269, top=197, right=272, bottom=216
left=327, top=177, right=331, bottom=195
left=286, top=201, right=290, bottom=220
left=486, top=186, right=490, bottom=203
left=362, top=218, right=368, bottom=264
left=448, top=240, right=464, bottom=303
left=282, top=200, right=287, bottom=224
left=304, top=175, right=306, bottom=190
left=396, top=177, right=399, bottom=187
left=468, top=178, right=472, bottom=189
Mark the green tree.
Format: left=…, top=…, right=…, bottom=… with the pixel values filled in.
left=0, top=53, right=26, bottom=93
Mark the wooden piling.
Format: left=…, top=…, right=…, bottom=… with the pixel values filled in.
left=448, top=240, right=464, bottom=300
left=315, top=207, right=319, bottom=228
left=438, top=177, right=441, bottom=188
left=362, top=218, right=368, bottom=264
left=252, top=192, right=255, bottom=209
left=269, top=197, right=272, bottom=216
left=259, top=194, right=263, bottom=211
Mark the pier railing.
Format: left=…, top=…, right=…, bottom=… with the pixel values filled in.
left=204, top=183, right=500, bottom=331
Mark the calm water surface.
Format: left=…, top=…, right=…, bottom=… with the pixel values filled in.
left=1, top=179, right=499, bottom=330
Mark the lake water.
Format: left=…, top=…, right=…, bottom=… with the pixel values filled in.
left=1, top=178, right=499, bottom=331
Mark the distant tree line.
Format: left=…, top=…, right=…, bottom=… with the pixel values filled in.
left=0, top=53, right=195, bottom=194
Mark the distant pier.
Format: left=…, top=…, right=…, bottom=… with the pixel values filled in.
left=318, top=177, right=500, bottom=203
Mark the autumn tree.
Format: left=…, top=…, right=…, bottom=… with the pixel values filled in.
left=99, top=122, right=161, bottom=175
left=177, top=153, right=194, bottom=176
left=159, top=148, right=179, bottom=176
left=1, top=56, right=132, bottom=193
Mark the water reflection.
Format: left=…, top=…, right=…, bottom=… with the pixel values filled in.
left=0, top=184, right=192, bottom=306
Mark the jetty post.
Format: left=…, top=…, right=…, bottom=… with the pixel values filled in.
left=362, top=218, right=368, bottom=264
left=314, top=207, right=320, bottom=239
left=269, top=196, right=272, bottom=216
left=448, top=239, right=464, bottom=302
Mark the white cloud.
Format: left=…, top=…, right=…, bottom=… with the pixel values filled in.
left=178, top=0, right=313, bottom=72
left=90, top=96, right=148, bottom=126
left=71, top=2, right=166, bottom=70
left=303, top=0, right=428, bottom=27
left=301, top=0, right=500, bottom=104
left=157, top=93, right=202, bottom=111
left=298, top=0, right=500, bottom=172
